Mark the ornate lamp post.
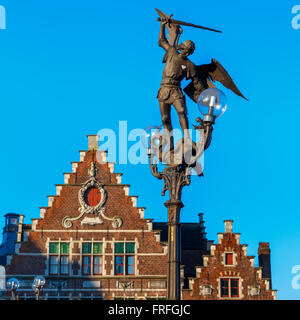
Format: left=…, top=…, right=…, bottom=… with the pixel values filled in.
left=7, top=278, right=20, bottom=300
left=148, top=88, right=227, bottom=300
left=32, top=275, right=46, bottom=300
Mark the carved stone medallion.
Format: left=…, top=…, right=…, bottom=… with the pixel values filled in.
left=62, top=162, right=123, bottom=229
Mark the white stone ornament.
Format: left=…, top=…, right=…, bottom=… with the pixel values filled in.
left=81, top=216, right=104, bottom=226
left=62, top=162, right=123, bottom=229
left=248, top=285, right=260, bottom=296
left=199, top=284, right=213, bottom=296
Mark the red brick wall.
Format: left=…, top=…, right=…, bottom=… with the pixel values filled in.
left=5, top=149, right=167, bottom=299
left=182, top=227, right=276, bottom=300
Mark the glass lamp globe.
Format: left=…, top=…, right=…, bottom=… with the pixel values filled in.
left=197, top=88, right=227, bottom=123
left=7, top=278, right=20, bottom=290
left=142, top=125, right=163, bottom=151
left=33, top=275, right=46, bottom=288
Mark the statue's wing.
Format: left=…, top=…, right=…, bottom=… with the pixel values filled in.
left=183, top=59, right=248, bottom=103
left=205, top=59, right=248, bottom=100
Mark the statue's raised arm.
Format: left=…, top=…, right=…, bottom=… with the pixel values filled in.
left=156, top=8, right=183, bottom=50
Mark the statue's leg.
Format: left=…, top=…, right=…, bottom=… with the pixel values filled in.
left=173, top=98, right=190, bottom=138
left=173, top=98, right=197, bottom=157
left=159, top=101, right=174, bottom=150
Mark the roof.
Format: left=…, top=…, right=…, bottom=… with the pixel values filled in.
left=4, top=213, right=21, bottom=218
left=153, top=222, right=210, bottom=250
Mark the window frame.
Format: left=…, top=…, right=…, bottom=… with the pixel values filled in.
left=82, top=255, right=92, bottom=275
left=225, top=252, right=234, bottom=266
left=220, top=278, right=229, bottom=298
left=49, top=255, right=59, bottom=276
left=114, top=242, right=135, bottom=276
left=60, top=255, right=69, bottom=275
left=115, top=255, right=125, bottom=276
left=49, top=242, right=70, bottom=276
left=81, top=242, right=103, bottom=276
left=230, top=279, right=239, bottom=297
left=125, top=255, right=135, bottom=276
left=220, top=278, right=240, bottom=298
left=93, top=256, right=102, bottom=276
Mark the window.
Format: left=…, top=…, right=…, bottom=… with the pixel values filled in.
left=93, top=256, right=102, bottom=275
left=83, top=256, right=92, bottom=275
left=115, top=256, right=124, bottom=275
left=49, top=242, right=70, bottom=275
left=49, top=256, right=59, bottom=275
left=225, top=253, right=233, bottom=265
left=60, top=256, right=69, bottom=275
left=231, top=279, right=239, bottom=297
left=114, top=242, right=135, bottom=276
left=220, top=278, right=240, bottom=298
left=82, top=242, right=103, bottom=275
left=126, top=256, right=134, bottom=275
left=10, top=218, right=18, bottom=225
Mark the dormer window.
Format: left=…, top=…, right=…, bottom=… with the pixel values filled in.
left=10, top=218, right=17, bottom=225
left=6, top=216, right=18, bottom=226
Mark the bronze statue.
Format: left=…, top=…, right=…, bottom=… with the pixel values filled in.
left=150, top=10, right=248, bottom=301
left=156, top=9, right=247, bottom=150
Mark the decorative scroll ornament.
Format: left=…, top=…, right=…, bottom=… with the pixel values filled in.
left=62, top=162, right=123, bottom=229
left=248, top=285, right=260, bottom=296
left=81, top=216, right=104, bottom=226
left=117, top=280, right=134, bottom=289
left=199, top=284, right=213, bottom=296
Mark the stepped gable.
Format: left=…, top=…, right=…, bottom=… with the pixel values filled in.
left=6, top=135, right=167, bottom=282
left=182, top=220, right=277, bottom=300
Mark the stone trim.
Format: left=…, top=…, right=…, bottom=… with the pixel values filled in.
left=48, top=196, right=56, bottom=207
left=64, top=173, right=71, bottom=184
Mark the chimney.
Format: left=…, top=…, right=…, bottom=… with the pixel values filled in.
left=87, top=135, right=99, bottom=151
left=198, top=213, right=204, bottom=223
left=258, top=242, right=272, bottom=288
left=17, top=215, right=24, bottom=242
left=224, top=220, right=233, bottom=233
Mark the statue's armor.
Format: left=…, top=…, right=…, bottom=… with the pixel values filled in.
left=157, top=46, right=197, bottom=105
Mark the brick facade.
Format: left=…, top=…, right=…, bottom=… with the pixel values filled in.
left=1, top=136, right=276, bottom=300
left=4, top=136, right=168, bottom=300
left=182, top=220, right=277, bottom=300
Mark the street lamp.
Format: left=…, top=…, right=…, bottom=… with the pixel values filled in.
left=32, top=275, right=46, bottom=300
left=148, top=88, right=227, bottom=300
left=197, top=88, right=227, bottom=124
left=7, top=278, right=20, bottom=300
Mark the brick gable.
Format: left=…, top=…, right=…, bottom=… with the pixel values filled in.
left=182, top=220, right=277, bottom=300
left=5, top=136, right=168, bottom=299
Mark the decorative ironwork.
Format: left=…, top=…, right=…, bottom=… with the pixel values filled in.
left=148, top=120, right=214, bottom=300
left=149, top=119, right=213, bottom=201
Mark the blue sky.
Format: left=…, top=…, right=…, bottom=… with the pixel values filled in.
left=0, top=0, right=299, bottom=299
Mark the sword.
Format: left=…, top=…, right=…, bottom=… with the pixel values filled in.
left=155, top=8, right=222, bottom=34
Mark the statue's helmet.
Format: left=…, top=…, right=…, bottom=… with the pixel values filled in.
left=178, top=40, right=195, bottom=55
